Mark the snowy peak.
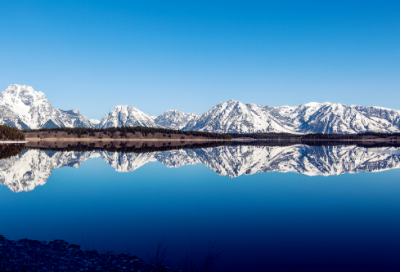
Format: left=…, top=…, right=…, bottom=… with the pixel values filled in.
left=0, top=84, right=93, bottom=129
left=1, top=84, right=399, bottom=134
left=89, top=119, right=100, bottom=128
left=0, top=84, right=57, bottom=129
left=98, top=105, right=160, bottom=128
left=4, top=84, right=47, bottom=100
left=297, top=103, right=400, bottom=133
left=155, top=110, right=199, bottom=130
left=182, top=100, right=294, bottom=133
left=182, top=100, right=400, bottom=134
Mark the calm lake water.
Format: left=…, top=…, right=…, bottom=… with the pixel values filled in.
left=1, top=144, right=400, bottom=271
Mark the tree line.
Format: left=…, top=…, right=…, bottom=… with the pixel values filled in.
left=20, top=125, right=400, bottom=141
left=0, top=144, right=25, bottom=159
left=23, top=126, right=232, bottom=139
left=28, top=141, right=233, bottom=153
left=0, top=125, right=25, bottom=140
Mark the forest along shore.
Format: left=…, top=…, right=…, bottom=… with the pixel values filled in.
left=23, top=127, right=232, bottom=142
left=0, top=125, right=25, bottom=141
left=22, top=127, right=400, bottom=143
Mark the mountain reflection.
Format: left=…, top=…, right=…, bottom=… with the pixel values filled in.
left=1, top=145, right=400, bottom=193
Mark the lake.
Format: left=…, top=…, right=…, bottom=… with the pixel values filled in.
left=1, top=144, right=400, bottom=271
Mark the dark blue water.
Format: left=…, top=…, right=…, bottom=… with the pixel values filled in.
left=1, top=146, right=400, bottom=271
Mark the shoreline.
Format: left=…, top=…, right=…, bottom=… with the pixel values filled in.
left=0, top=140, right=27, bottom=143
left=25, top=137, right=239, bottom=142
left=24, top=137, right=399, bottom=142
left=0, top=235, right=173, bottom=272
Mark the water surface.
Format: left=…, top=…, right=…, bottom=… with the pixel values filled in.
left=1, top=144, right=400, bottom=271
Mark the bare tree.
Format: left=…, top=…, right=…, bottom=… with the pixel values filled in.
left=148, top=236, right=171, bottom=270
left=179, top=236, right=198, bottom=272
left=200, top=239, right=223, bottom=272
left=179, top=237, right=223, bottom=272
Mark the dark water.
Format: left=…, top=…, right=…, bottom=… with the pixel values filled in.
left=1, top=145, right=400, bottom=271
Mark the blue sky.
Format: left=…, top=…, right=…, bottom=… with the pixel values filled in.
left=0, top=0, right=399, bottom=119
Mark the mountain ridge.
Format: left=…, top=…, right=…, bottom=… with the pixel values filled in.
left=1, top=84, right=399, bottom=134
left=0, top=84, right=93, bottom=129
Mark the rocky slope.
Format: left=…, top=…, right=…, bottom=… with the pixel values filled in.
left=0, top=84, right=93, bottom=129
left=2, top=146, right=400, bottom=192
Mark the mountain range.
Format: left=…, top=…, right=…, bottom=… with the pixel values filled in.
left=1, top=145, right=400, bottom=192
left=1, top=84, right=400, bottom=134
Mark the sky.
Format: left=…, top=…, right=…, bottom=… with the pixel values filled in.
left=0, top=0, right=399, bottom=119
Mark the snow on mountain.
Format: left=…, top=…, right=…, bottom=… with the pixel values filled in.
left=2, top=146, right=400, bottom=192
left=89, top=119, right=100, bottom=128
left=1, top=84, right=400, bottom=134
left=183, top=100, right=400, bottom=134
left=182, top=100, right=295, bottom=133
left=98, top=105, right=161, bottom=129
left=0, top=84, right=93, bottom=129
left=276, top=102, right=400, bottom=134
left=154, top=110, right=199, bottom=130
left=57, top=109, right=94, bottom=128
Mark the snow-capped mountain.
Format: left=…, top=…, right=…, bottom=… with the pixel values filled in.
left=154, top=110, right=199, bottom=130
left=273, top=102, right=400, bottom=134
left=2, top=145, right=400, bottom=192
left=182, top=100, right=400, bottom=134
left=1, top=84, right=400, bottom=133
left=182, top=100, right=294, bottom=133
left=98, top=105, right=160, bottom=129
left=89, top=119, right=100, bottom=128
left=0, top=84, right=93, bottom=129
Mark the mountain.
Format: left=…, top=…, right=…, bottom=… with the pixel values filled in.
left=89, top=119, right=100, bottom=128
left=182, top=100, right=294, bottom=133
left=1, top=84, right=400, bottom=134
left=183, top=100, right=400, bottom=134
left=154, top=110, right=199, bottom=130
left=0, top=84, right=93, bottom=129
left=272, top=102, right=400, bottom=134
left=98, top=105, right=160, bottom=129
left=2, top=145, right=400, bottom=192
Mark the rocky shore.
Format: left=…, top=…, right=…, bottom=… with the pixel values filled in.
left=0, top=235, right=175, bottom=271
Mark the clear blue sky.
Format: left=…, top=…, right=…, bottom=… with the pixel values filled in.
left=0, top=0, right=399, bottom=119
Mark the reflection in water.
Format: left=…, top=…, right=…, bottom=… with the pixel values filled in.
left=1, top=145, right=400, bottom=192
left=0, top=144, right=25, bottom=159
